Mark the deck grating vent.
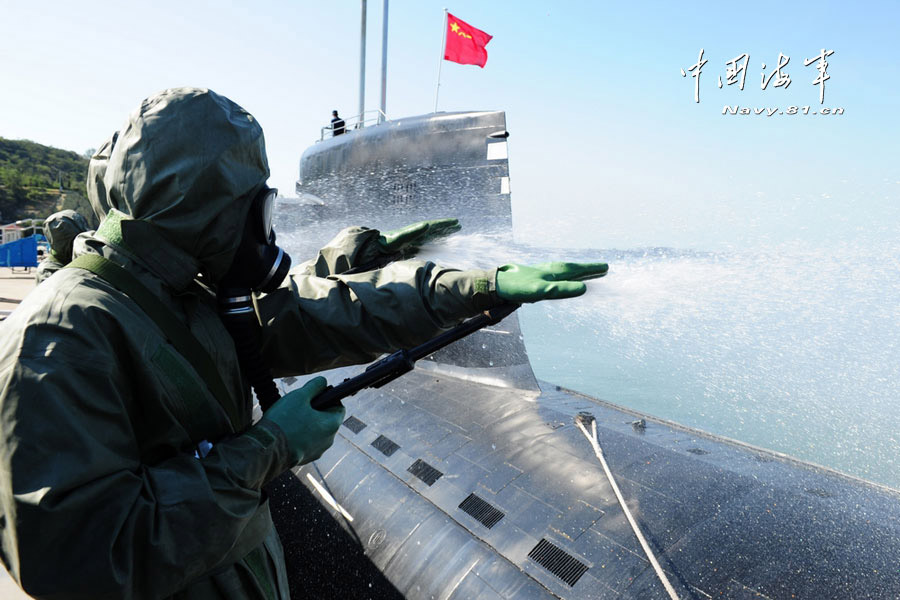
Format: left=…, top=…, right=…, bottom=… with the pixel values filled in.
left=686, top=448, right=709, bottom=455
left=458, top=493, right=505, bottom=529
left=342, top=416, right=367, bottom=434
left=371, top=435, right=400, bottom=457
left=408, top=459, right=443, bottom=486
left=527, top=538, right=589, bottom=587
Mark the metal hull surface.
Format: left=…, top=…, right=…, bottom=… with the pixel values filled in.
left=275, top=370, right=900, bottom=599
left=293, top=110, right=512, bottom=233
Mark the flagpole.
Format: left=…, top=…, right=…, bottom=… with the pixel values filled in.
left=378, top=0, right=389, bottom=123
left=433, top=8, right=448, bottom=113
left=358, top=0, right=367, bottom=127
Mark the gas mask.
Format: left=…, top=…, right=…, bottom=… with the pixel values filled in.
left=218, top=185, right=292, bottom=411
left=218, top=186, right=291, bottom=295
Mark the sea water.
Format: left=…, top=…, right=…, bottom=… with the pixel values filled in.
left=519, top=242, right=900, bottom=490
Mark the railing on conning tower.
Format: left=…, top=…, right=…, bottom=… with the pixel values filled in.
left=320, top=110, right=389, bottom=141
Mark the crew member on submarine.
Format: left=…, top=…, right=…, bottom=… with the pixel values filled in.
left=330, top=110, right=346, bottom=136
left=0, top=87, right=608, bottom=599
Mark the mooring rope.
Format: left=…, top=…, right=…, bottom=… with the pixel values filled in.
left=576, top=418, right=681, bottom=600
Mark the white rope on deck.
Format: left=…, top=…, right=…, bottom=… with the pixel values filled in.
left=576, top=418, right=681, bottom=600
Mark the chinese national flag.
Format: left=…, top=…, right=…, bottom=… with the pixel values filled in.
left=444, top=13, right=492, bottom=68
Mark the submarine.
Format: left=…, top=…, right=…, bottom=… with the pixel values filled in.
left=265, top=109, right=900, bottom=599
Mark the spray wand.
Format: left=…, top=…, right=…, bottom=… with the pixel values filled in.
left=309, top=303, right=519, bottom=410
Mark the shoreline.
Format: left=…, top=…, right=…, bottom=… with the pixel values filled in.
left=0, top=267, right=37, bottom=320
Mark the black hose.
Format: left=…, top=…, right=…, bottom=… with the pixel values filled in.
left=218, top=290, right=281, bottom=412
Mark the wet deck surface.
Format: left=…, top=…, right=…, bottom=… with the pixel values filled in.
left=278, top=369, right=900, bottom=599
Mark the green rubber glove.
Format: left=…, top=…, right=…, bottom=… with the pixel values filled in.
left=261, top=377, right=345, bottom=466
left=377, top=218, right=461, bottom=255
left=496, top=262, right=609, bottom=303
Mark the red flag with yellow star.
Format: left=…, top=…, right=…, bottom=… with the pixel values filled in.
left=444, top=13, right=492, bottom=68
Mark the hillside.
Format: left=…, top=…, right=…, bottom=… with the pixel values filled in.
left=0, top=137, right=94, bottom=226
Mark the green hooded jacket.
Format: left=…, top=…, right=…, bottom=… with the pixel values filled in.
left=34, top=210, right=90, bottom=284
left=0, top=88, right=498, bottom=600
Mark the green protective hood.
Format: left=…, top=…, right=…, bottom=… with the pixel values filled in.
left=86, top=131, right=118, bottom=221
left=42, top=209, right=90, bottom=264
left=102, top=87, right=270, bottom=281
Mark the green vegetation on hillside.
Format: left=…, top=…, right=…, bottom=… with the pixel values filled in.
left=0, top=137, right=94, bottom=226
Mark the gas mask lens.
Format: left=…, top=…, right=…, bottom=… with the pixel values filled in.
left=257, top=187, right=277, bottom=241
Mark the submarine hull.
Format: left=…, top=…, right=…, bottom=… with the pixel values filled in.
left=272, top=367, right=900, bottom=599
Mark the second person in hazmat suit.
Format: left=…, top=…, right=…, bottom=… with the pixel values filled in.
left=34, top=209, right=90, bottom=283
left=0, top=87, right=607, bottom=600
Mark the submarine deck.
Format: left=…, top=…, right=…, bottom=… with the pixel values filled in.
left=275, top=368, right=900, bottom=599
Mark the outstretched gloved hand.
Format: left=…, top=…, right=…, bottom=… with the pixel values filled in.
left=377, top=218, right=461, bottom=255
left=261, top=377, right=345, bottom=466
left=496, top=262, right=609, bottom=303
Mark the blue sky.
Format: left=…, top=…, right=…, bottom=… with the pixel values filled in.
left=1, top=0, right=897, bottom=249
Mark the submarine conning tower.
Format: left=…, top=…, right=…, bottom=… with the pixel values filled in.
left=296, top=111, right=514, bottom=234
left=290, top=110, right=536, bottom=391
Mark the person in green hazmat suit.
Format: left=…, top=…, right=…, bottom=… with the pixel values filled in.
left=0, top=87, right=608, bottom=600
left=34, top=209, right=91, bottom=284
